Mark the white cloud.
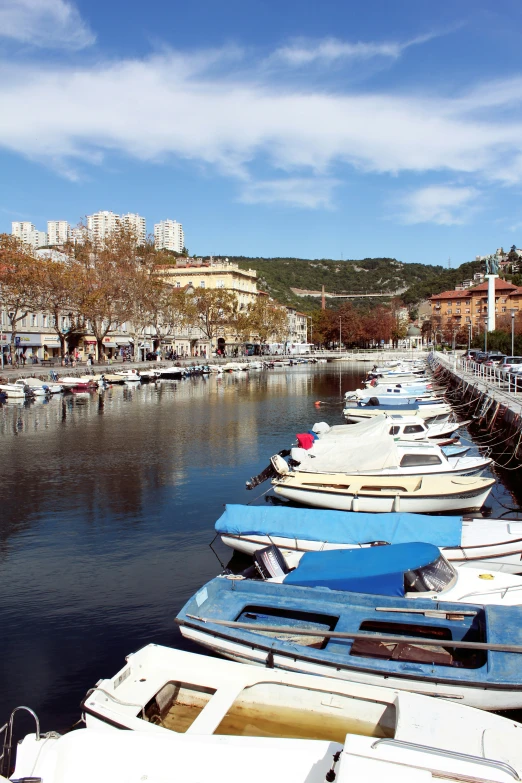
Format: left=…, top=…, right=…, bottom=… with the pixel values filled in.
left=2, top=45, right=522, bottom=212
left=239, top=178, right=340, bottom=208
left=0, top=0, right=95, bottom=50
left=398, top=185, right=480, bottom=225
left=269, top=32, right=438, bottom=67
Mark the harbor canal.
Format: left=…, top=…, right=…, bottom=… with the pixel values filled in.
left=1, top=362, right=521, bottom=732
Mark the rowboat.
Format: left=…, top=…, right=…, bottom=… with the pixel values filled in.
left=176, top=576, right=522, bottom=710
left=81, top=642, right=522, bottom=770
left=216, top=505, right=522, bottom=573
left=0, top=383, right=30, bottom=399
left=113, top=369, right=141, bottom=382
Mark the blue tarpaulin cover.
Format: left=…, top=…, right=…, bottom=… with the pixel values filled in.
left=215, top=505, right=463, bottom=546
left=283, top=542, right=441, bottom=596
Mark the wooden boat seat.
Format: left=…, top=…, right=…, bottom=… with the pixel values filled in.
left=350, top=638, right=454, bottom=666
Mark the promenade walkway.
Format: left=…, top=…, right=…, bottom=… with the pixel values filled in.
left=435, top=352, right=522, bottom=416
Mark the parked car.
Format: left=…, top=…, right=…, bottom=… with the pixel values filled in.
left=473, top=352, right=488, bottom=363
left=463, top=349, right=481, bottom=361
left=483, top=353, right=506, bottom=367
left=499, top=356, right=522, bottom=375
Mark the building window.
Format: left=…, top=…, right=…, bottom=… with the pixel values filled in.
left=217, top=280, right=224, bottom=288
left=502, top=307, right=506, bottom=312
left=21, top=317, right=27, bottom=327
left=42, top=314, right=48, bottom=328
left=31, top=314, right=37, bottom=327
left=200, top=281, right=205, bottom=288
left=456, top=309, right=461, bottom=314
left=466, top=317, right=471, bottom=322
left=456, top=301, right=461, bottom=305
left=176, top=282, right=181, bottom=288
left=465, top=309, right=470, bottom=313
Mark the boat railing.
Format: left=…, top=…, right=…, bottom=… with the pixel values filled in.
left=0, top=705, right=40, bottom=778
left=371, top=738, right=521, bottom=781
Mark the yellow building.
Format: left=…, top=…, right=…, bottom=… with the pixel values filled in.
left=158, top=258, right=258, bottom=309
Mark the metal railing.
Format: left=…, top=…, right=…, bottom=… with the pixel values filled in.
left=0, top=706, right=40, bottom=778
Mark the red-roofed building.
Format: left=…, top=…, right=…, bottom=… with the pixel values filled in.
left=430, top=279, right=522, bottom=337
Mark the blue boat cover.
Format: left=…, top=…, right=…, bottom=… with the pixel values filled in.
left=215, top=505, right=463, bottom=547
left=358, top=399, right=419, bottom=410
left=283, top=542, right=440, bottom=596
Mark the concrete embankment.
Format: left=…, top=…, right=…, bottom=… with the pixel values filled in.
left=432, top=353, right=522, bottom=466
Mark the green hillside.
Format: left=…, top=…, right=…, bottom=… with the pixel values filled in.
left=229, top=256, right=485, bottom=310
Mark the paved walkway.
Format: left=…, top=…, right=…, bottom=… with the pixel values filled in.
left=435, top=352, right=522, bottom=415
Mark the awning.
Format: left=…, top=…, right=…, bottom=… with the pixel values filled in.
left=41, top=334, right=60, bottom=345
left=116, top=338, right=131, bottom=346
left=15, top=334, right=45, bottom=347
left=102, top=342, right=117, bottom=348
left=83, top=338, right=96, bottom=344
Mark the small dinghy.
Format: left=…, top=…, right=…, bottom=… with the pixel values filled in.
left=177, top=577, right=522, bottom=710
left=81, top=642, right=522, bottom=771
left=0, top=383, right=31, bottom=399
left=344, top=398, right=451, bottom=423
left=216, top=505, right=522, bottom=574
left=272, top=470, right=494, bottom=514
left=113, top=369, right=141, bottom=382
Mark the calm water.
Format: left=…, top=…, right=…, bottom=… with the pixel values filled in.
left=0, top=363, right=520, bottom=733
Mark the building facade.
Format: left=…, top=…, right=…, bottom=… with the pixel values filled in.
left=430, top=279, right=522, bottom=338
left=47, top=220, right=70, bottom=246
left=120, top=213, right=146, bottom=245
left=86, top=211, right=120, bottom=242
left=154, top=220, right=184, bottom=253
left=11, top=222, right=47, bottom=249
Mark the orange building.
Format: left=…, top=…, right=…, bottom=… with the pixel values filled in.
left=429, top=279, right=522, bottom=338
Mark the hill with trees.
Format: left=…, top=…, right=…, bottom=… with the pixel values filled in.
left=227, top=255, right=485, bottom=309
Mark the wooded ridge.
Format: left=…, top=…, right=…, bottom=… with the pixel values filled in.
left=229, top=256, right=485, bottom=308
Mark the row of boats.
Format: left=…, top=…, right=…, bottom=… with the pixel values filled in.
left=6, top=355, right=522, bottom=782
left=0, top=357, right=320, bottom=400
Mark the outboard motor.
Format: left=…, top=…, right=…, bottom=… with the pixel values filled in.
left=368, top=397, right=380, bottom=406
left=254, top=545, right=292, bottom=580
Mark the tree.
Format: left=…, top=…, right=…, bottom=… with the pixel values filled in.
left=190, top=288, right=237, bottom=349
left=0, top=234, right=43, bottom=357
left=37, top=258, right=85, bottom=359
left=237, top=296, right=288, bottom=345
left=71, top=224, right=154, bottom=360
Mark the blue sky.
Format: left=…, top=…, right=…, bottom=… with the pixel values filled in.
left=2, top=0, right=522, bottom=265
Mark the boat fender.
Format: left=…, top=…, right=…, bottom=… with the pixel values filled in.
left=271, top=455, right=289, bottom=475
left=266, top=650, right=275, bottom=669
left=352, top=494, right=359, bottom=512
left=314, top=400, right=322, bottom=407
left=393, top=493, right=401, bottom=512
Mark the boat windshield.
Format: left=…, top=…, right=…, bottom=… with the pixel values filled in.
left=404, top=555, right=456, bottom=593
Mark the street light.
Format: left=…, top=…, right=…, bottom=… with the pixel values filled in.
left=339, top=316, right=342, bottom=353
left=484, top=317, right=488, bottom=353
left=467, top=323, right=471, bottom=352
left=307, top=315, right=313, bottom=348
left=511, top=309, right=517, bottom=356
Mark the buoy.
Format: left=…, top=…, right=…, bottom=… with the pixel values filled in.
left=314, top=401, right=322, bottom=407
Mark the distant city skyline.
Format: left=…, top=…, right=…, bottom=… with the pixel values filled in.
left=11, top=211, right=183, bottom=251
left=3, top=1, right=522, bottom=265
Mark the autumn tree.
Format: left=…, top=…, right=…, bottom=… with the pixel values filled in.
left=235, top=295, right=288, bottom=345
left=37, top=258, right=87, bottom=359
left=190, top=288, right=237, bottom=348
left=0, top=234, right=43, bottom=356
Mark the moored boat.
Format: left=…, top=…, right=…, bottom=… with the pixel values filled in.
left=176, top=576, right=522, bottom=710
left=272, top=472, right=495, bottom=513
left=216, top=505, right=522, bottom=573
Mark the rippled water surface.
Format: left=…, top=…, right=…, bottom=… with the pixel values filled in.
left=0, top=363, right=520, bottom=732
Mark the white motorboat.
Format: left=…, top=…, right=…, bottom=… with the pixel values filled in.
left=58, top=376, right=96, bottom=389
left=346, top=385, right=441, bottom=401
left=14, top=378, right=49, bottom=396
left=113, top=369, right=141, bottom=382
left=241, top=541, right=522, bottom=608
left=0, top=383, right=30, bottom=399
left=288, top=420, right=491, bottom=478
left=344, top=398, right=452, bottom=423
left=138, top=369, right=160, bottom=381
left=272, top=472, right=495, bottom=513
left=80, top=643, right=522, bottom=774
left=9, top=720, right=522, bottom=783
left=315, top=416, right=465, bottom=444
left=5, top=727, right=341, bottom=783
left=216, top=504, right=522, bottom=574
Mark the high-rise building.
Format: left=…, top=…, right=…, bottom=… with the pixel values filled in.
left=70, top=226, right=88, bottom=245
left=154, top=219, right=184, bottom=253
left=12, top=221, right=47, bottom=249
left=121, top=213, right=146, bottom=245
left=47, top=220, right=70, bottom=246
left=86, top=211, right=120, bottom=242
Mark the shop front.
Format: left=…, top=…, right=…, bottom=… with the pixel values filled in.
left=116, top=338, right=132, bottom=362
left=41, top=334, right=61, bottom=359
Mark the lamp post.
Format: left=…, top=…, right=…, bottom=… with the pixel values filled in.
left=511, top=309, right=516, bottom=356
left=467, top=323, right=471, bottom=352
left=484, top=317, right=488, bottom=354
left=339, top=316, right=342, bottom=354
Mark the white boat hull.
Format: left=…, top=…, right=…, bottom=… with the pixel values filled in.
left=273, top=483, right=493, bottom=514
left=180, top=627, right=522, bottom=711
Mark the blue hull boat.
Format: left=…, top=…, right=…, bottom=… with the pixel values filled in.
left=177, top=577, right=522, bottom=710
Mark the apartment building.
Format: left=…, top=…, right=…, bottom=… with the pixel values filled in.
left=430, top=278, right=522, bottom=336
left=154, top=219, right=184, bottom=253
left=86, top=211, right=120, bottom=242
left=121, top=213, right=146, bottom=245
left=11, top=221, right=47, bottom=249
left=47, top=220, right=70, bottom=246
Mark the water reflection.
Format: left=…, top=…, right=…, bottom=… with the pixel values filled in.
left=0, top=364, right=520, bottom=732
